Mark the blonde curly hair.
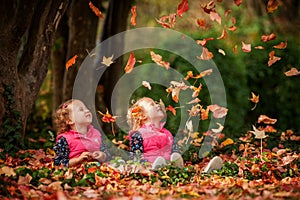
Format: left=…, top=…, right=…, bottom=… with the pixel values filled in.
left=127, top=97, right=166, bottom=131
left=53, top=99, right=74, bottom=135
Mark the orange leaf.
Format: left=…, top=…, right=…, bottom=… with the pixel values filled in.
left=258, top=114, right=277, bottom=124
left=284, top=67, right=300, bottom=76
left=197, top=47, right=214, bottom=60
left=201, top=107, right=209, bottom=120
left=233, top=45, right=238, bottom=54
left=267, top=0, right=279, bottom=13
left=156, top=13, right=176, bottom=28
left=234, top=0, right=243, bottom=6
left=150, top=51, right=170, bottom=69
left=268, top=50, right=281, bottom=66
left=241, top=41, right=251, bottom=52
left=89, top=2, right=104, bottom=19
left=273, top=41, right=287, bottom=49
left=191, top=83, right=202, bottom=98
left=261, top=33, right=276, bottom=42
left=221, top=138, right=234, bottom=147
left=177, top=0, right=189, bottom=17
left=224, top=9, right=231, bottom=17
left=208, top=104, right=228, bottom=118
left=249, top=92, right=259, bottom=104
left=124, top=52, right=136, bottom=73
left=98, top=109, right=117, bottom=123
left=166, top=105, right=176, bottom=116
left=196, top=37, right=214, bottom=47
left=201, top=1, right=215, bottom=14
left=217, top=26, right=227, bottom=40
left=130, top=6, right=137, bottom=26
left=263, top=125, right=277, bottom=133
left=196, top=18, right=207, bottom=29
left=255, top=46, right=264, bottom=50
left=65, top=55, right=78, bottom=71
left=228, top=25, right=237, bottom=32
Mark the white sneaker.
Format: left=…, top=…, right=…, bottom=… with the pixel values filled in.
left=203, top=156, right=223, bottom=173
left=170, top=152, right=184, bottom=169
left=152, top=156, right=167, bottom=170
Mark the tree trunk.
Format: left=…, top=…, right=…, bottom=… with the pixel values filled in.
left=0, top=0, right=69, bottom=145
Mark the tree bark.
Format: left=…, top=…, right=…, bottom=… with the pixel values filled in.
left=0, top=0, right=69, bottom=139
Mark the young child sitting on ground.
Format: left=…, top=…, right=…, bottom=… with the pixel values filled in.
left=127, top=97, right=223, bottom=172
left=53, top=99, right=111, bottom=167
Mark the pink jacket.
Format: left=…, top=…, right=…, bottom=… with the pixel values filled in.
left=130, top=123, right=173, bottom=163
left=56, top=125, right=102, bottom=159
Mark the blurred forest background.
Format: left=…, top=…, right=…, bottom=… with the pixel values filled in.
left=0, top=0, right=299, bottom=153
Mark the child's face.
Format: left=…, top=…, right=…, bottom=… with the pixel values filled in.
left=140, top=98, right=166, bottom=123
left=68, top=100, right=92, bottom=127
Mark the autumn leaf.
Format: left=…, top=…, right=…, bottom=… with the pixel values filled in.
left=142, top=81, right=151, bottom=90
left=201, top=1, right=215, bottom=14
left=224, top=9, right=231, bottom=17
left=267, top=0, right=279, bottom=13
left=98, top=109, right=117, bottom=123
left=217, top=26, right=227, bottom=40
left=166, top=105, right=176, bottom=116
left=0, top=166, right=16, bottom=177
left=258, top=114, right=277, bottom=124
left=211, top=122, right=224, bottom=133
left=177, top=0, right=189, bottom=17
left=156, top=13, right=176, bottom=28
left=218, top=48, right=226, bottom=56
left=190, top=84, right=202, bottom=98
left=249, top=92, right=259, bottom=110
left=196, top=18, right=207, bottom=29
left=263, top=125, right=277, bottom=133
left=101, top=55, right=114, bottom=67
left=66, top=55, right=78, bottom=71
left=186, top=98, right=201, bottom=104
left=284, top=67, right=300, bottom=76
left=130, top=6, right=137, bottom=26
left=268, top=50, right=281, bottom=66
left=228, top=25, right=237, bottom=32
left=89, top=2, right=104, bottom=19
left=220, top=138, right=234, bottom=147
left=233, top=45, right=238, bottom=54
left=208, top=104, right=228, bottom=118
left=250, top=125, right=267, bottom=139
left=209, top=11, right=221, bottom=25
left=255, top=46, right=264, bottom=50
left=241, top=41, right=251, bottom=52
left=196, top=37, right=214, bottom=46
left=124, top=52, right=136, bottom=73
left=197, top=47, right=214, bottom=60
left=200, top=106, right=209, bottom=120
left=234, top=0, right=243, bottom=7
left=273, top=41, right=287, bottom=49
left=150, top=51, right=170, bottom=69
left=261, top=33, right=276, bottom=42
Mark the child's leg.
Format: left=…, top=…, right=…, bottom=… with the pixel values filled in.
left=203, top=156, right=223, bottom=173
left=152, top=156, right=167, bottom=170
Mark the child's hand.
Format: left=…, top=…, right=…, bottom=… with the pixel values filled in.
left=79, top=152, right=93, bottom=162
left=92, top=151, right=106, bottom=163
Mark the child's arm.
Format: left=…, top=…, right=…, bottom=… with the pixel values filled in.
left=69, top=152, right=93, bottom=167
left=53, top=137, right=70, bottom=166
left=172, top=137, right=182, bottom=154
left=130, top=132, right=144, bottom=161
left=100, top=142, right=112, bottom=161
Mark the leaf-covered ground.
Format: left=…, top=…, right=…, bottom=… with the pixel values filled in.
left=1, top=129, right=300, bottom=200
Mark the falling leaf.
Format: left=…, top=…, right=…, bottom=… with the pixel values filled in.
left=234, top=0, right=243, bottom=6
left=268, top=51, right=281, bottom=66
left=171, top=87, right=180, bottom=103
left=267, top=0, right=279, bottom=13
left=201, top=107, right=209, bottom=120
left=150, top=51, right=170, bottom=69
left=186, top=98, right=201, bottom=104
left=208, top=104, right=228, bottom=118
left=156, top=13, right=176, bottom=28
left=166, top=105, right=176, bottom=116
left=273, top=41, right=287, bottom=49
left=210, top=11, right=221, bottom=25
left=242, top=41, right=251, bottom=52
left=233, top=44, right=238, bottom=54
left=66, top=55, right=78, bottom=71
left=188, top=104, right=201, bottom=117
left=124, top=52, right=136, bottom=73
left=190, top=84, right=202, bottom=98
left=218, top=48, right=226, bottom=56
left=142, top=81, right=151, bottom=90
left=228, top=25, right=237, bottom=32
left=101, top=55, right=114, bottom=67
left=221, top=138, right=234, bottom=147
left=224, top=9, right=231, bottom=17
left=250, top=125, right=267, bottom=139
left=249, top=92, right=259, bottom=110
left=211, top=122, right=224, bottom=133
left=261, top=33, right=276, bottom=42
left=170, top=80, right=189, bottom=90
left=263, top=125, right=277, bottom=132
left=196, top=18, right=207, bottom=29
left=185, top=120, right=193, bottom=133
left=201, top=1, right=215, bottom=14
left=89, top=2, right=104, bottom=19
left=130, top=6, right=137, bottom=26
left=255, top=46, right=264, bottom=50
left=177, top=0, right=189, bottom=17
left=197, top=47, right=214, bottom=60
left=258, top=114, right=277, bottom=124
left=217, top=26, right=227, bottom=40
left=284, top=67, right=300, bottom=76
left=98, top=109, right=117, bottom=123
left=196, top=37, right=214, bottom=46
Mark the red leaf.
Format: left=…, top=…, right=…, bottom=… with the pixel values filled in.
left=65, top=55, right=78, bottom=71
left=268, top=50, right=281, bottom=66
left=156, top=13, right=176, bottom=28
left=89, top=2, right=104, bottom=19
left=224, top=9, right=231, bottom=17
left=261, top=33, right=276, bottom=42
left=273, top=41, right=287, bottom=49
left=228, top=25, right=237, bottom=32
left=267, top=0, right=279, bottom=13
left=166, top=105, right=176, bottom=116
left=98, top=109, right=117, bottom=123
left=196, top=18, right=207, bottom=29
left=124, top=52, right=136, bottom=73
left=234, top=0, right=243, bottom=6
left=130, top=6, right=137, bottom=26
left=201, top=1, right=215, bottom=14
left=177, top=0, right=189, bottom=18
